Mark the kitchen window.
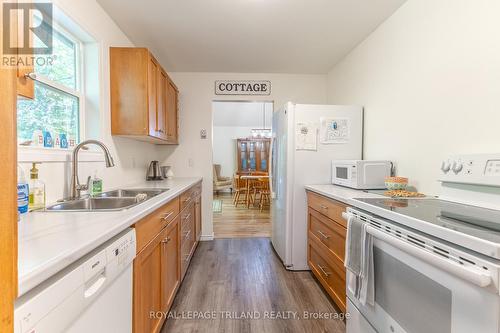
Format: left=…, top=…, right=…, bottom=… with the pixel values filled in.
left=17, top=15, right=84, bottom=146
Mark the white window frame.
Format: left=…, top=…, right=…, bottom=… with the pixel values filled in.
left=28, top=14, right=86, bottom=143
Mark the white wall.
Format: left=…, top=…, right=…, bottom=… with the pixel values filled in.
left=18, top=0, right=159, bottom=203
left=212, top=101, right=273, bottom=179
left=213, top=102, right=273, bottom=127
left=327, top=0, right=500, bottom=195
left=212, top=126, right=253, bottom=178
left=157, top=72, right=327, bottom=238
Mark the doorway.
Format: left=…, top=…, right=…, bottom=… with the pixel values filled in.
left=212, top=101, right=273, bottom=238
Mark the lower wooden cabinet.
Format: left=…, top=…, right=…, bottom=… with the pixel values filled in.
left=306, top=190, right=348, bottom=312
left=180, top=201, right=196, bottom=280
left=133, top=182, right=202, bottom=333
left=161, top=216, right=181, bottom=312
left=194, top=194, right=202, bottom=242
left=133, top=228, right=165, bottom=333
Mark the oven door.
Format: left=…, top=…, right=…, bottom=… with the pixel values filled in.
left=346, top=217, right=500, bottom=333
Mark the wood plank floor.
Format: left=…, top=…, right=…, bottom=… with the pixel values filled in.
left=213, top=193, right=272, bottom=239
left=162, top=238, right=346, bottom=333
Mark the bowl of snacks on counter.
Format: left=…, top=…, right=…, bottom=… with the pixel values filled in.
left=385, top=176, right=409, bottom=190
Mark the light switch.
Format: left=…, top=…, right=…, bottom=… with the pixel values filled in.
left=200, top=129, right=207, bottom=139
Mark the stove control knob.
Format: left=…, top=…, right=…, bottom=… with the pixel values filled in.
left=452, top=161, right=463, bottom=174
left=441, top=161, right=451, bottom=173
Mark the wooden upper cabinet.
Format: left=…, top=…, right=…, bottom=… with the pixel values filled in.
left=110, top=47, right=179, bottom=144
left=157, top=70, right=168, bottom=140
left=166, top=79, right=179, bottom=143
left=147, top=56, right=159, bottom=138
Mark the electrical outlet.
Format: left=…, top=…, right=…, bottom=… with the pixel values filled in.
left=200, top=129, right=207, bottom=139
left=188, top=158, right=194, bottom=167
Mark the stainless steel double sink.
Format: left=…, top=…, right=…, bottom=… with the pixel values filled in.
left=45, top=188, right=169, bottom=212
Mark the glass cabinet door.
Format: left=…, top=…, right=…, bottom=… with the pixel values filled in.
left=260, top=140, right=269, bottom=171
left=249, top=141, right=256, bottom=170
left=240, top=141, right=247, bottom=170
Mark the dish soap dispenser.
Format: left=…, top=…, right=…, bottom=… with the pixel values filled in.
left=89, top=171, right=103, bottom=196
left=29, top=162, right=46, bottom=211
left=17, top=164, right=29, bottom=214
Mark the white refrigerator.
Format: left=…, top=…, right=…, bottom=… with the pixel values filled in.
left=270, top=102, right=363, bottom=270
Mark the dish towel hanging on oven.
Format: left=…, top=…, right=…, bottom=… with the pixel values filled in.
left=345, top=214, right=374, bottom=306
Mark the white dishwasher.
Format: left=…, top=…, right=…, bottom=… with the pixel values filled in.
left=15, top=228, right=136, bottom=333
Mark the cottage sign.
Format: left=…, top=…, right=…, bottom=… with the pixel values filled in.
left=215, top=80, right=271, bottom=96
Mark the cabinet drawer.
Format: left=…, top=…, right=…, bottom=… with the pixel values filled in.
left=180, top=202, right=195, bottom=232
left=180, top=230, right=195, bottom=278
left=192, top=183, right=202, bottom=198
left=308, top=239, right=346, bottom=312
left=308, top=208, right=346, bottom=264
left=135, top=197, right=180, bottom=253
left=180, top=188, right=195, bottom=210
left=307, top=191, right=347, bottom=228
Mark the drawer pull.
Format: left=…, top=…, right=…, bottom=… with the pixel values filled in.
left=162, top=236, right=171, bottom=244
left=161, top=211, right=174, bottom=221
left=317, top=230, right=330, bottom=239
left=320, top=205, right=329, bottom=210
left=317, top=264, right=331, bottom=277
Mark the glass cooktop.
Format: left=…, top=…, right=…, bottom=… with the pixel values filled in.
left=353, top=198, right=500, bottom=244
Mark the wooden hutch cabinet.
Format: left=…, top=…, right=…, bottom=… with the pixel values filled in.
left=236, top=138, right=271, bottom=173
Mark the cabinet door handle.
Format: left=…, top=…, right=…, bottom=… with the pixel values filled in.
left=161, top=211, right=174, bottom=221
left=317, top=230, right=330, bottom=239
left=317, top=264, right=331, bottom=277
left=24, top=72, right=37, bottom=81
left=162, top=236, right=171, bottom=244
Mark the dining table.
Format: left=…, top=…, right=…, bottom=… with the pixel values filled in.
left=239, top=175, right=270, bottom=208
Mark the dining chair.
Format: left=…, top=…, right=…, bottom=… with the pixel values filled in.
left=258, top=177, right=271, bottom=212
left=248, top=172, right=269, bottom=207
left=232, top=174, right=249, bottom=207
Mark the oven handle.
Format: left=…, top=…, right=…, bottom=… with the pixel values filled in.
left=367, top=224, right=492, bottom=288
left=342, top=212, right=492, bottom=288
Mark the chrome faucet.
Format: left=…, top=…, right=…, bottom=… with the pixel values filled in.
left=70, top=140, right=115, bottom=199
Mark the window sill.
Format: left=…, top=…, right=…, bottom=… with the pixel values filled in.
left=18, top=146, right=105, bottom=163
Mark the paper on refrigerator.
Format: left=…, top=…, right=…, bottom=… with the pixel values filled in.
left=320, top=117, right=350, bottom=144
left=295, top=122, right=318, bottom=151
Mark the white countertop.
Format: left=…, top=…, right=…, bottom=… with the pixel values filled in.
left=18, top=177, right=202, bottom=296
left=304, top=184, right=384, bottom=205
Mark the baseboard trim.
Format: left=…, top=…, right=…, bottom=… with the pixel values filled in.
left=200, top=233, right=214, bottom=241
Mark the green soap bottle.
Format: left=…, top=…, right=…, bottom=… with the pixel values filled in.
left=90, top=171, right=103, bottom=196
left=28, top=162, right=46, bottom=211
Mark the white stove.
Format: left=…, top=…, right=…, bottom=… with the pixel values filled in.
left=345, top=153, right=500, bottom=333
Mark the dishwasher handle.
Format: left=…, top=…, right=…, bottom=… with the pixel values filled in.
left=342, top=212, right=492, bottom=288
left=84, top=272, right=107, bottom=298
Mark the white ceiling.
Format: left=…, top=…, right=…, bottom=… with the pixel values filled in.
left=213, top=101, right=273, bottom=127
left=97, top=0, right=405, bottom=74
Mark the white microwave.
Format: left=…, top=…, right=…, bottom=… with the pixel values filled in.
left=332, top=160, right=392, bottom=189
